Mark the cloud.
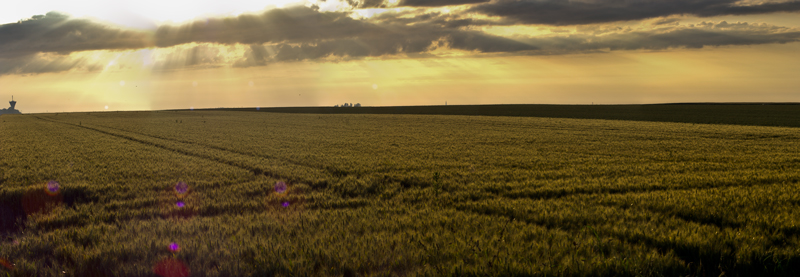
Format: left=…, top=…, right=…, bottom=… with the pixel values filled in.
left=1, top=5, right=800, bottom=75
left=233, top=44, right=273, bottom=67
left=0, top=7, right=536, bottom=73
left=262, top=30, right=536, bottom=62
left=345, top=0, right=489, bottom=8
left=515, top=21, right=800, bottom=53
left=0, top=12, right=151, bottom=58
left=158, top=6, right=537, bottom=65
left=470, top=0, right=800, bottom=25
left=399, top=0, right=490, bottom=6
left=153, top=6, right=383, bottom=47
left=231, top=30, right=536, bottom=64
left=343, top=0, right=386, bottom=8
left=0, top=53, right=103, bottom=75
left=368, top=9, right=506, bottom=28
left=150, top=44, right=226, bottom=71
left=226, top=19, right=800, bottom=65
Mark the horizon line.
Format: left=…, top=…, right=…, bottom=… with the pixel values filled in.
left=9, top=102, right=800, bottom=115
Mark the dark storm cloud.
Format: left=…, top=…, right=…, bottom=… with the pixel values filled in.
left=0, top=12, right=151, bottom=58
left=470, top=0, right=800, bottom=25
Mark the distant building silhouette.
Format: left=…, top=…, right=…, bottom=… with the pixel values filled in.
left=335, top=102, right=361, bottom=107
left=0, top=96, right=21, bottom=115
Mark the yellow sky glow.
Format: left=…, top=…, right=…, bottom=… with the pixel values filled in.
left=3, top=41, right=799, bottom=113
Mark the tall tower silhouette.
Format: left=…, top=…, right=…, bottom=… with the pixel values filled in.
left=9, top=95, right=16, bottom=110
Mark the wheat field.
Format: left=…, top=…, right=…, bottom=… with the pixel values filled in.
left=1, top=110, right=799, bottom=276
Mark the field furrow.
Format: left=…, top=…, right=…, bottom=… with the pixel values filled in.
left=33, top=116, right=333, bottom=187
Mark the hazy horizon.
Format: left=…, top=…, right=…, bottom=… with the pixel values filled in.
left=2, top=0, right=800, bottom=113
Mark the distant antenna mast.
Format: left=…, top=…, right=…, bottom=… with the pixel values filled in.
left=9, top=95, right=17, bottom=110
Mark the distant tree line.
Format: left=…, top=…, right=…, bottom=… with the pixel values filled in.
left=335, top=103, right=361, bottom=107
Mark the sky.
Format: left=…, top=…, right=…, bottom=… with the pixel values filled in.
left=1, top=0, right=800, bottom=113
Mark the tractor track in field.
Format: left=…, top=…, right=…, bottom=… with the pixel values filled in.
left=34, top=116, right=332, bottom=187
left=87, top=123, right=486, bottom=179
left=90, top=123, right=334, bottom=175
left=42, top=116, right=360, bottom=179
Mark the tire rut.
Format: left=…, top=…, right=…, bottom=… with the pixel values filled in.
left=93, top=123, right=330, bottom=175
left=34, top=116, right=330, bottom=187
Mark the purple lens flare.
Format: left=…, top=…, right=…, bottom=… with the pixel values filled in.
left=275, top=181, right=287, bottom=194
left=282, top=201, right=289, bottom=207
left=174, top=182, right=188, bottom=195
left=169, top=242, right=180, bottom=252
left=176, top=201, right=185, bottom=208
left=46, top=180, right=59, bottom=193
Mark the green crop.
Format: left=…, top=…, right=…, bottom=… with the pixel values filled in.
left=0, top=110, right=799, bottom=276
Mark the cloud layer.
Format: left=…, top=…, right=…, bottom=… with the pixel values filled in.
left=515, top=21, right=800, bottom=53
left=470, top=0, right=800, bottom=25
left=1, top=1, right=799, bottom=75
